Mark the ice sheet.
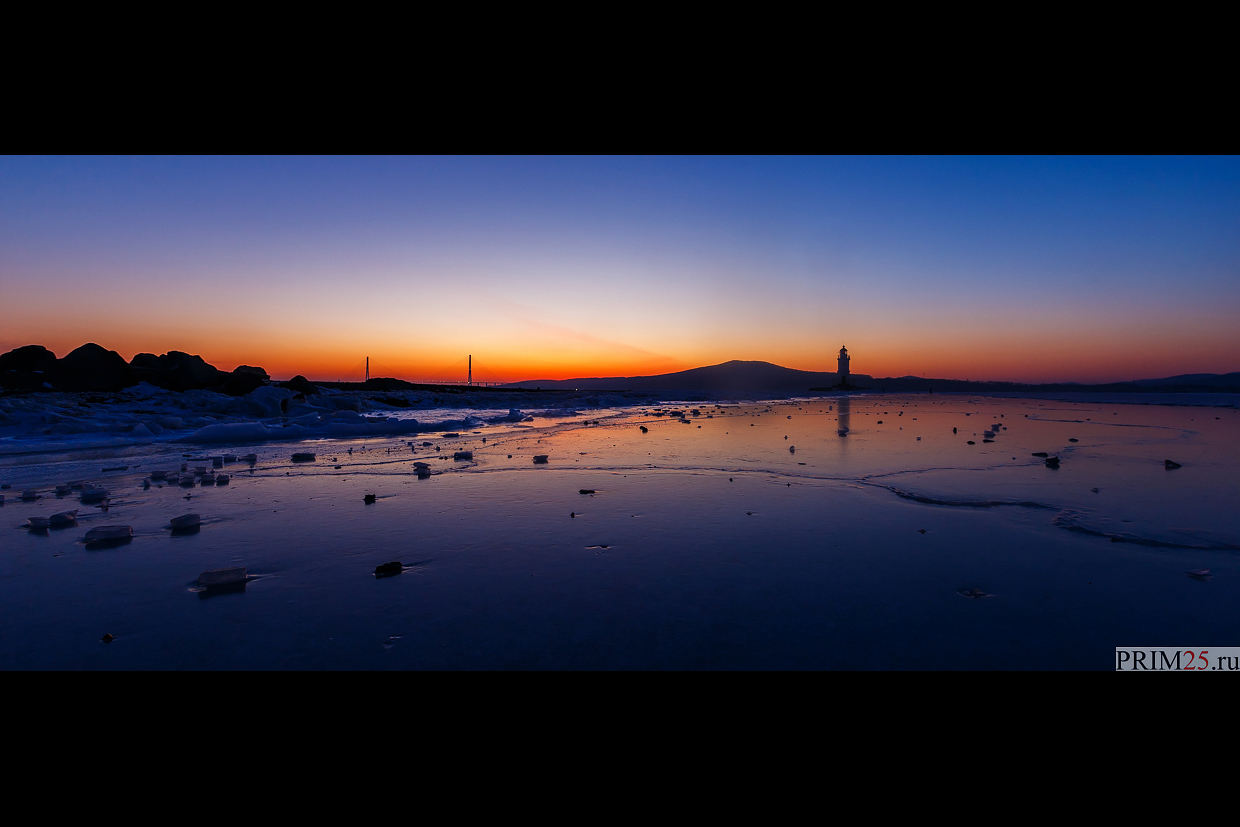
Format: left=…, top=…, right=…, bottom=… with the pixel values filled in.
left=2, top=394, right=1238, bottom=669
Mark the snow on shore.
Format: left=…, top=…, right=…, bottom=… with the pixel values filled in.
left=5, top=381, right=1234, bottom=455
left=0, top=382, right=656, bottom=453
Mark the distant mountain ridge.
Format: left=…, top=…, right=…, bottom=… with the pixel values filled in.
left=508, top=361, right=1240, bottom=394
left=507, top=360, right=866, bottom=392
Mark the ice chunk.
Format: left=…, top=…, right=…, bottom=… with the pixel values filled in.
left=85, top=525, right=132, bottom=542
left=197, top=567, right=246, bottom=586
left=130, top=423, right=154, bottom=438
left=170, top=514, right=201, bottom=529
left=49, top=511, right=77, bottom=527
left=184, top=422, right=271, bottom=443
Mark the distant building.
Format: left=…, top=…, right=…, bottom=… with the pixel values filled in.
left=837, top=345, right=850, bottom=387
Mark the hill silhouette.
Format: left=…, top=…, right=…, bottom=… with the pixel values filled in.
left=508, top=361, right=1240, bottom=395
left=506, top=360, right=868, bottom=392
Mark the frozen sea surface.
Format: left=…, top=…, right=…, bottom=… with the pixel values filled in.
left=2, top=394, right=1238, bottom=669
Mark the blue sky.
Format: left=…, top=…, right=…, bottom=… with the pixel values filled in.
left=2, top=156, right=1237, bottom=382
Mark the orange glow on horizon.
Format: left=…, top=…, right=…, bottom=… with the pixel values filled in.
left=5, top=326, right=1238, bottom=386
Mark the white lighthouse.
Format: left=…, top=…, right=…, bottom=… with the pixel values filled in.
left=837, top=345, right=850, bottom=387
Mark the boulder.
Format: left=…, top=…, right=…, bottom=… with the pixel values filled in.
left=0, top=345, right=57, bottom=372
left=130, top=352, right=161, bottom=370
left=0, top=345, right=59, bottom=390
left=279, top=375, right=319, bottom=395
left=48, top=344, right=137, bottom=392
left=129, top=351, right=227, bottom=392
left=233, top=365, right=269, bottom=381
left=221, top=368, right=266, bottom=397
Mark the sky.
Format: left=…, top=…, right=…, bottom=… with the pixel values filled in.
left=1, top=156, right=1237, bottom=383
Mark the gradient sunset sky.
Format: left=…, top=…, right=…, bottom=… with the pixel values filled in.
left=2, top=156, right=1237, bottom=383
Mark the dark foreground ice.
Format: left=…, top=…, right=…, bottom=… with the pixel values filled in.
left=2, top=394, right=1238, bottom=669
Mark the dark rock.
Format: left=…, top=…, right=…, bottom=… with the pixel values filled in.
left=0, top=370, right=44, bottom=390
left=1032, top=452, right=1049, bottom=457
left=48, top=344, right=137, bottom=392
left=130, top=350, right=227, bottom=391
left=221, top=368, right=266, bottom=397
left=639, top=426, right=648, bottom=433
left=101, top=633, right=114, bottom=643
left=1164, top=460, right=1182, bottom=469
left=1068, top=438, right=1079, bottom=442
left=0, top=344, right=57, bottom=372
left=374, top=561, right=402, bottom=576
left=967, top=440, right=975, bottom=445
left=364, top=494, right=377, bottom=504
left=130, top=352, right=161, bottom=370
left=952, top=427, right=957, bottom=433
left=1045, top=457, right=1060, bottom=468
left=233, top=365, right=269, bottom=381
left=579, top=489, right=596, bottom=495
left=958, top=588, right=989, bottom=598
left=291, top=453, right=316, bottom=462
left=279, top=375, right=319, bottom=395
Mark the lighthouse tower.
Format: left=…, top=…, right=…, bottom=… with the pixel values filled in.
left=837, top=345, right=850, bottom=388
